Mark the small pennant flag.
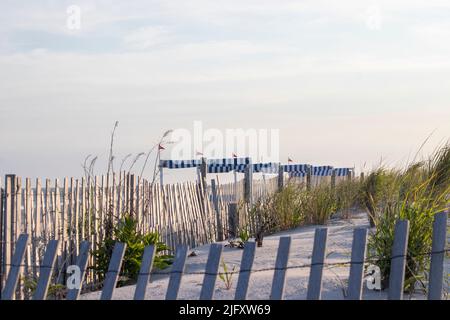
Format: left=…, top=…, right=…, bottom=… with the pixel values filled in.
left=196, top=151, right=204, bottom=156
left=288, top=157, right=293, bottom=163
left=158, top=144, right=165, bottom=151
left=232, top=153, right=237, bottom=158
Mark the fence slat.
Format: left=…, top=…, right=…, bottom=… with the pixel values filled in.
left=388, top=219, right=409, bottom=300
left=270, top=236, right=291, bottom=300
left=0, top=177, right=3, bottom=290
left=235, top=241, right=256, bottom=300
left=33, top=240, right=59, bottom=300
left=66, top=241, right=90, bottom=300
left=307, top=228, right=328, bottom=300
left=346, top=228, right=368, bottom=300
left=134, top=245, right=156, bottom=300
left=4, top=175, right=14, bottom=285
left=211, top=180, right=223, bottom=242
left=1, top=234, right=28, bottom=300
left=227, top=203, right=238, bottom=239
left=200, top=243, right=223, bottom=300
left=428, top=212, right=448, bottom=300
left=165, top=245, right=188, bottom=300
left=100, top=242, right=127, bottom=300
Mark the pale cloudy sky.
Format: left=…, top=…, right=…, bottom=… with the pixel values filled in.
left=1, top=1, right=450, bottom=181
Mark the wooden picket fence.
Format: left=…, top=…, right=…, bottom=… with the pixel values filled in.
left=1, top=212, right=447, bottom=300
left=252, top=177, right=278, bottom=203
left=0, top=172, right=281, bottom=298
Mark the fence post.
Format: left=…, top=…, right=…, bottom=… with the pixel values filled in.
left=428, top=211, right=448, bottom=300
left=199, top=244, right=223, bottom=300
left=100, top=242, right=127, bottom=300
left=331, top=169, right=336, bottom=189
left=200, top=157, right=207, bottom=191
left=129, top=174, right=135, bottom=216
left=388, top=219, right=409, bottom=300
left=307, top=228, right=328, bottom=300
left=33, top=240, right=59, bottom=300
left=360, top=172, right=365, bottom=182
left=235, top=241, right=256, bottom=300
left=134, top=245, right=156, bottom=300
left=244, top=160, right=253, bottom=206
left=270, top=237, right=291, bottom=300
left=277, top=163, right=284, bottom=191
left=346, top=228, right=368, bottom=300
left=228, top=202, right=239, bottom=239
left=306, top=166, right=312, bottom=190
left=3, top=174, right=15, bottom=289
left=66, top=241, right=90, bottom=300
left=211, top=179, right=223, bottom=242
left=166, top=245, right=188, bottom=300
left=0, top=178, right=3, bottom=293
left=1, top=234, right=28, bottom=300
left=347, top=170, right=352, bottom=182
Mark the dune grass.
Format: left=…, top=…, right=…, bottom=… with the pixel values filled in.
left=250, top=142, right=449, bottom=293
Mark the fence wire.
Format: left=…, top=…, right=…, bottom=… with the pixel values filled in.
left=3, top=248, right=449, bottom=278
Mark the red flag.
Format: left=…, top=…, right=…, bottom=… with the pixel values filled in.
left=196, top=151, right=203, bottom=156
left=232, top=153, right=237, bottom=158
left=288, top=157, right=293, bottom=163
left=158, top=144, right=165, bottom=151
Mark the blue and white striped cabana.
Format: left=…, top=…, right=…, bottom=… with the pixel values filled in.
left=283, top=164, right=334, bottom=177
left=334, top=168, right=353, bottom=177
left=160, top=157, right=252, bottom=173
left=283, top=164, right=310, bottom=174
left=312, top=165, right=334, bottom=176
left=233, top=162, right=279, bottom=174
left=160, top=158, right=351, bottom=177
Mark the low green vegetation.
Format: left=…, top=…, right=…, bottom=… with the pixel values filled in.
left=218, top=259, right=236, bottom=290
left=249, top=178, right=361, bottom=235
left=93, top=214, right=173, bottom=286
left=366, top=144, right=450, bottom=292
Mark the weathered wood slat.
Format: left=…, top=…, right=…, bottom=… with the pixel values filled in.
left=74, top=180, right=80, bottom=258
left=270, top=236, right=291, bottom=300
left=24, top=179, right=32, bottom=283
left=200, top=243, right=223, bottom=300
left=66, top=241, right=91, bottom=300
left=165, top=245, right=188, bottom=300
left=428, top=212, right=448, bottom=300
left=346, top=228, right=368, bottom=300
left=134, top=245, right=156, bottom=300
left=1, top=234, right=29, bottom=300
left=235, top=241, right=256, bottom=300
left=306, top=228, right=328, bottom=300
left=4, top=175, right=14, bottom=283
left=34, top=178, right=42, bottom=271
left=228, top=203, right=238, bottom=239
left=100, top=242, right=127, bottom=300
left=211, top=180, right=223, bottom=242
left=388, top=219, right=409, bottom=300
left=33, top=240, right=59, bottom=300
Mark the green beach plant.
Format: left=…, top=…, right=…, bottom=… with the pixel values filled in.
left=368, top=143, right=450, bottom=292
left=299, top=183, right=337, bottom=225
left=92, top=214, right=173, bottom=285
left=218, top=259, right=236, bottom=290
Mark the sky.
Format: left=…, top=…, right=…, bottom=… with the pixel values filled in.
left=1, top=1, right=450, bottom=182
